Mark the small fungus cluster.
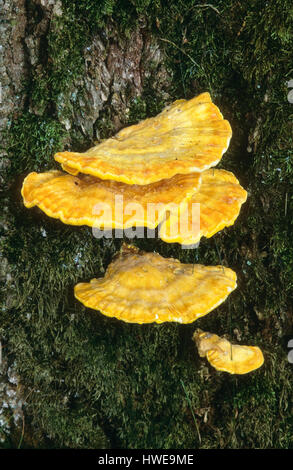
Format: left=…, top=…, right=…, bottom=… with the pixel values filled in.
left=21, top=92, right=264, bottom=375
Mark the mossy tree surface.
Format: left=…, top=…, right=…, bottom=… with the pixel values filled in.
left=1, top=0, right=293, bottom=448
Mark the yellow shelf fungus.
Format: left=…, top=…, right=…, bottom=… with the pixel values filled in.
left=21, top=170, right=201, bottom=229
left=159, top=169, right=247, bottom=245
left=54, top=92, right=232, bottom=185
left=74, top=245, right=237, bottom=324
left=193, top=329, right=264, bottom=374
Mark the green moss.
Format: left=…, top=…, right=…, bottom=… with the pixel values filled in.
left=5, top=113, right=67, bottom=175
left=127, top=89, right=167, bottom=125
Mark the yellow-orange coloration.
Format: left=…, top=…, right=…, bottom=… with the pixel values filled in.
left=74, top=245, right=237, bottom=324
left=55, top=93, right=232, bottom=185
left=159, top=169, right=247, bottom=245
left=193, top=329, right=264, bottom=374
left=61, top=163, right=79, bottom=175
left=21, top=170, right=201, bottom=229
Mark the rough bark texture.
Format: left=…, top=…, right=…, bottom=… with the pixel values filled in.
left=0, top=0, right=27, bottom=134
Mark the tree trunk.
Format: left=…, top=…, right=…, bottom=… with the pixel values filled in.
left=1, top=0, right=292, bottom=450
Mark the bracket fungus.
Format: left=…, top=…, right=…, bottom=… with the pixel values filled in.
left=193, top=329, right=264, bottom=374
left=159, top=169, right=247, bottom=245
left=74, top=245, right=237, bottom=324
left=21, top=170, right=201, bottom=229
left=54, top=92, right=232, bottom=185
left=19, top=90, right=259, bottom=373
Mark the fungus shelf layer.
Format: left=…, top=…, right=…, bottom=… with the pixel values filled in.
left=21, top=170, right=201, bottom=229
left=159, top=169, right=247, bottom=245
left=55, top=92, right=232, bottom=185
left=74, top=245, right=237, bottom=324
left=193, top=329, right=264, bottom=374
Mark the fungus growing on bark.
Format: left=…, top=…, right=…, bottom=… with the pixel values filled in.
left=74, top=245, right=237, bottom=324
left=21, top=170, right=201, bottom=229
left=159, top=169, right=247, bottom=245
left=193, top=329, right=264, bottom=374
left=54, top=92, right=232, bottom=185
